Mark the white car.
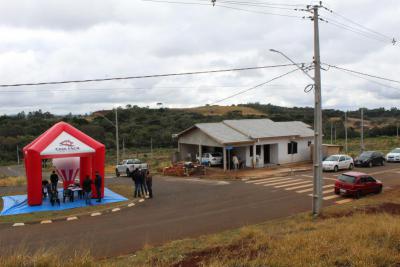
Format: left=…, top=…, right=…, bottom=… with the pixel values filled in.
left=322, top=154, right=354, bottom=172
left=196, top=152, right=223, bottom=166
left=115, top=159, right=148, bottom=177
left=386, top=148, right=400, bottom=162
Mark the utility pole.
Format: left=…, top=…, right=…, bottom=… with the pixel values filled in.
left=361, top=108, right=364, bottom=152
left=311, top=4, right=323, bottom=217
left=115, top=108, right=120, bottom=164
left=150, top=137, right=153, bottom=160
left=334, top=123, right=336, bottom=143
left=397, top=122, right=399, bottom=138
left=344, top=111, right=348, bottom=153
left=330, top=120, right=333, bottom=144
left=17, top=145, right=20, bottom=165
left=122, top=136, right=125, bottom=158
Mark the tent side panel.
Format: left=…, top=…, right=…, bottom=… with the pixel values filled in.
left=25, top=150, right=43, bottom=206
left=80, top=156, right=92, bottom=188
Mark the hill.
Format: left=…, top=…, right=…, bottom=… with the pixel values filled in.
left=0, top=104, right=399, bottom=165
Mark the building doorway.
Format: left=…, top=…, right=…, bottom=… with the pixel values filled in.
left=264, top=144, right=271, bottom=164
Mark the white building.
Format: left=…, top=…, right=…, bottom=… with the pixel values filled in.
left=176, top=119, right=314, bottom=171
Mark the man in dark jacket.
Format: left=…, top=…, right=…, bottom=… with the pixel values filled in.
left=82, top=175, right=92, bottom=205
left=94, top=171, right=102, bottom=202
left=145, top=170, right=153, bottom=199
left=141, top=169, right=148, bottom=196
left=131, top=168, right=143, bottom=198
left=50, top=170, right=59, bottom=191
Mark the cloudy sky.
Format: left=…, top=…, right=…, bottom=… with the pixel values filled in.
left=0, top=0, right=399, bottom=115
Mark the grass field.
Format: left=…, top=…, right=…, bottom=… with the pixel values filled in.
left=325, top=136, right=400, bottom=157
left=181, top=105, right=266, bottom=116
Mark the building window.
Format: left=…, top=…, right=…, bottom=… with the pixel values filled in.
left=288, top=141, right=298, bottom=154
left=308, top=141, right=312, bottom=147
left=249, top=146, right=253, bottom=157
left=249, top=145, right=261, bottom=157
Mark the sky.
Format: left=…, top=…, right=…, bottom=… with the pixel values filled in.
left=0, top=0, right=399, bottom=115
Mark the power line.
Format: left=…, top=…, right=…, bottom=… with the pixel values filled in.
left=329, top=65, right=400, bottom=91
left=0, top=63, right=299, bottom=88
left=211, top=68, right=299, bottom=104
left=329, top=9, right=393, bottom=41
left=142, top=0, right=304, bottom=18
left=324, top=64, right=400, bottom=85
left=322, top=18, right=391, bottom=44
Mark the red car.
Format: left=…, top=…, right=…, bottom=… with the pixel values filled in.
left=334, top=171, right=383, bottom=199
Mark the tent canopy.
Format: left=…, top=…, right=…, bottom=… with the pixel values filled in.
left=23, top=121, right=105, bottom=206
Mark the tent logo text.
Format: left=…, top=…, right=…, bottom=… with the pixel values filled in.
left=56, top=140, right=80, bottom=152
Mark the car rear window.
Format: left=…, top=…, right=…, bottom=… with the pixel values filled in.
left=338, top=174, right=356, bottom=184
left=325, top=155, right=339, bottom=161
left=390, top=148, right=400, bottom=153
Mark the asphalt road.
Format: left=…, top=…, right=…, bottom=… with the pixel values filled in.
left=0, top=164, right=399, bottom=258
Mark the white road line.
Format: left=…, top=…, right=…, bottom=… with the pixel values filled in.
left=128, top=203, right=135, bottom=207
left=301, top=174, right=313, bottom=178
left=253, top=177, right=293, bottom=185
left=66, top=216, right=78, bottom=221
left=245, top=176, right=285, bottom=183
left=263, top=179, right=303, bottom=187
left=40, top=220, right=52, bottom=224
left=323, top=194, right=341, bottom=200
left=139, top=199, right=145, bottom=203
left=274, top=180, right=311, bottom=188
left=284, top=183, right=313, bottom=191
left=322, top=189, right=334, bottom=194
left=112, top=208, right=121, bottom=212
left=91, top=212, right=101, bottom=217
left=335, top=199, right=353, bottom=204
left=12, top=223, right=25, bottom=227
left=297, top=184, right=334, bottom=193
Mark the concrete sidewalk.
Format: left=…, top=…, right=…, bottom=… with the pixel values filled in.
left=204, top=162, right=313, bottom=180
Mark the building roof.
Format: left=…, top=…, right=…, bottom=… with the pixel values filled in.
left=195, top=123, right=252, bottom=144
left=177, top=119, right=314, bottom=145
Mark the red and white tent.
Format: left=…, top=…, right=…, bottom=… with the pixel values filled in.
left=23, top=121, right=105, bottom=206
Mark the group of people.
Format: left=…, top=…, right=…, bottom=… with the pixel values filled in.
left=42, top=170, right=103, bottom=206
left=130, top=168, right=153, bottom=199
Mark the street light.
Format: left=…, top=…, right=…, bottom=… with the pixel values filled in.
left=270, top=48, right=323, bottom=216
left=94, top=109, right=120, bottom=165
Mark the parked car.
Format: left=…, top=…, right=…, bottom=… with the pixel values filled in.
left=196, top=152, right=223, bottom=166
left=386, top=148, right=400, bottom=162
left=115, top=159, right=148, bottom=177
left=322, top=154, right=354, bottom=172
left=354, top=151, right=385, bottom=167
left=334, top=171, right=383, bottom=198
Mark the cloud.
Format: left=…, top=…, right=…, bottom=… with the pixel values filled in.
left=0, top=0, right=399, bottom=114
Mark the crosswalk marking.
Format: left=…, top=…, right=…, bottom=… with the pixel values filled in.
left=307, top=193, right=340, bottom=200
left=322, top=189, right=334, bottom=194
left=301, top=174, right=313, bottom=178
left=245, top=177, right=285, bottom=184
left=274, top=180, right=311, bottom=188
left=263, top=179, right=302, bottom=187
left=296, top=184, right=334, bottom=193
left=254, top=177, right=293, bottom=185
left=285, top=183, right=313, bottom=190
left=323, top=194, right=341, bottom=200
left=335, top=198, right=353, bottom=204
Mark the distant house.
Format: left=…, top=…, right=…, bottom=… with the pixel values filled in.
left=176, top=119, right=314, bottom=171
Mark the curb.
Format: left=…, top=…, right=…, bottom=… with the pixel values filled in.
left=6, top=198, right=146, bottom=228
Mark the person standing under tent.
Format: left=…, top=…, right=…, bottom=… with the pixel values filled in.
left=82, top=175, right=92, bottom=205
left=50, top=170, right=59, bottom=191
left=145, top=170, right=153, bottom=199
left=94, top=171, right=102, bottom=203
